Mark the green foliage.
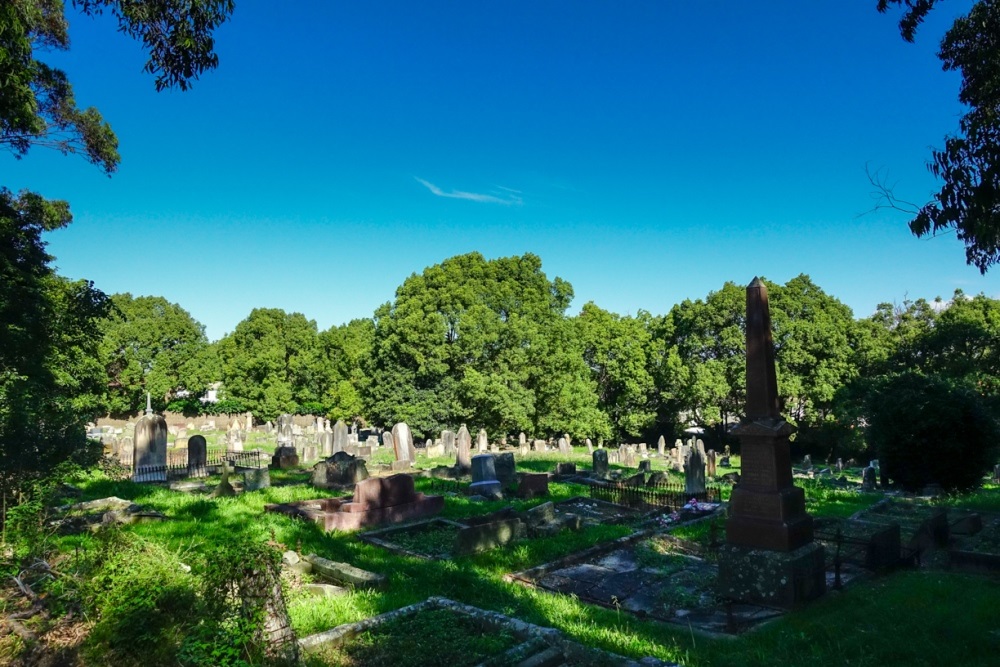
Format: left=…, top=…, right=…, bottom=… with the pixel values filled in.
left=366, top=252, right=607, bottom=439
left=0, top=188, right=109, bottom=504
left=878, top=1, right=1000, bottom=272
left=181, top=540, right=296, bottom=667
left=98, top=293, right=211, bottom=415
left=82, top=530, right=199, bottom=666
left=218, top=308, right=325, bottom=421
left=866, top=372, right=1000, bottom=492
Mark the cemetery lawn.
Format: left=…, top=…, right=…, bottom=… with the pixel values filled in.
left=5, top=461, right=1000, bottom=666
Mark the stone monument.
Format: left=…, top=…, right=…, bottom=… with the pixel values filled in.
left=133, top=411, right=167, bottom=482
left=716, top=278, right=825, bottom=608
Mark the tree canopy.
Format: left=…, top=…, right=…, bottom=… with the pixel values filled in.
left=877, top=0, right=1000, bottom=272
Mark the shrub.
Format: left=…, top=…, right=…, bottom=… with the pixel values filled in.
left=865, top=372, right=1000, bottom=492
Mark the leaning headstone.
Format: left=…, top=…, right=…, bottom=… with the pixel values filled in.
left=455, top=424, right=472, bottom=471
left=558, top=437, right=570, bottom=455
left=476, top=428, right=489, bottom=452
left=469, top=454, right=502, bottom=499
left=187, top=435, right=207, bottom=478
left=391, top=422, right=416, bottom=468
left=134, top=414, right=168, bottom=482
left=592, top=449, right=609, bottom=478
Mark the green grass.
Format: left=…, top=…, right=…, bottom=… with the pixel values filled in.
left=11, top=462, right=1000, bottom=667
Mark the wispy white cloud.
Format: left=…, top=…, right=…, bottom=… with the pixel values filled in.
left=415, top=177, right=523, bottom=205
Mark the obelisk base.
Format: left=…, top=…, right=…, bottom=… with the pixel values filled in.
left=716, top=542, right=826, bottom=609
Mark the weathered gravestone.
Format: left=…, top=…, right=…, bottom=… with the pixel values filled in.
left=707, top=449, right=717, bottom=477
left=133, top=413, right=167, bottom=482
left=442, top=429, right=456, bottom=456
left=391, top=422, right=416, bottom=470
left=592, top=449, right=609, bottom=478
left=518, top=432, right=527, bottom=449
left=558, top=437, right=570, bottom=455
left=469, top=454, right=503, bottom=499
left=187, top=435, right=207, bottom=478
left=477, top=428, right=489, bottom=452
left=494, top=452, right=516, bottom=488
left=311, top=451, right=369, bottom=488
left=532, top=439, right=546, bottom=452
left=456, top=424, right=472, bottom=471
left=382, top=430, right=394, bottom=455
left=333, top=420, right=349, bottom=453
left=277, top=414, right=294, bottom=446
left=862, top=465, right=878, bottom=491
left=319, top=431, right=333, bottom=457
left=657, top=435, right=666, bottom=457
left=684, top=443, right=706, bottom=495
left=243, top=467, right=271, bottom=491
left=717, top=278, right=825, bottom=608
left=585, top=438, right=593, bottom=453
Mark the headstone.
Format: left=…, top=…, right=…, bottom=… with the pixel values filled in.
left=494, top=452, right=516, bottom=487
left=442, top=429, right=456, bottom=456
left=558, top=437, right=570, bottom=455
left=243, top=467, right=271, bottom=491
left=271, top=446, right=299, bottom=469
left=717, top=277, right=824, bottom=609
left=862, top=465, right=878, bottom=492
left=456, top=424, right=473, bottom=471
left=277, top=414, right=294, bottom=446
left=638, top=442, right=648, bottom=455
left=382, top=430, right=395, bottom=454
left=518, top=432, right=527, bottom=448
left=592, top=449, right=609, bottom=478
left=585, top=438, right=593, bottom=453
left=657, top=436, right=666, bottom=457
left=836, top=458, right=844, bottom=473
left=555, top=462, right=576, bottom=475
left=684, top=445, right=706, bottom=495
left=532, top=439, right=546, bottom=452
left=245, top=411, right=254, bottom=430
left=516, top=473, right=549, bottom=499
left=803, top=454, right=813, bottom=471
left=476, top=428, right=489, bottom=452
left=311, top=451, right=369, bottom=487
left=333, top=419, right=349, bottom=453
left=469, top=454, right=502, bottom=499
left=707, top=449, right=717, bottom=477
left=638, top=460, right=651, bottom=473
left=319, top=431, right=334, bottom=457
left=391, top=422, right=416, bottom=468
left=187, top=435, right=207, bottom=477
left=133, top=414, right=167, bottom=482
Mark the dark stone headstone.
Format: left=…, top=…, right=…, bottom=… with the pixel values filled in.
left=706, top=449, right=717, bottom=477
left=133, top=414, right=167, bottom=482
left=862, top=466, right=878, bottom=492
left=469, top=453, right=502, bottom=498
left=187, top=435, right=207, bottom=477
left=243, top=467, right=271, bottom=491
left=271, top=446, right=299, bottom=469
left=555, top=462, right=576, bottom=475
left=638, top=460, right=652, bottom=473
left=684, top=444, right=706, bottom=495
left=592, top=449, right=609, bottom=478
left=311, top=451, right=369, bottom=488
left=494, top=452, right=516, bottom=487
left=516, top=473, right=549, bottom=499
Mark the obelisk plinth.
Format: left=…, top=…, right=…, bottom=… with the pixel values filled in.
left=716, top=277, right=825, bottom=608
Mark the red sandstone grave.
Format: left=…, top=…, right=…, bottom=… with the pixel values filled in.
left=265, top=474, right=444, bottom=531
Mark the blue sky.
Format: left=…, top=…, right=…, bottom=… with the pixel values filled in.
left=8, top=1, right=996, bottom=341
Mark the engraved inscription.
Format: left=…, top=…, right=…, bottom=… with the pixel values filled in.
left=734, top=492, right=780, bottom=518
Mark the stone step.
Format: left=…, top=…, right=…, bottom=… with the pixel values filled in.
left=515, top=646, right=566, bottom=667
